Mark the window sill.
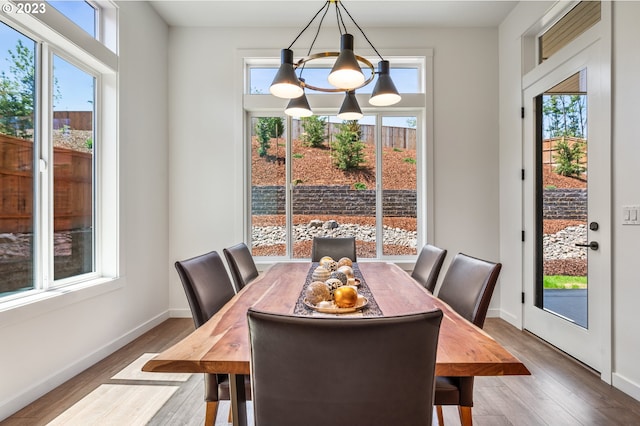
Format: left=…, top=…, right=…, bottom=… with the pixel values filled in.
left=0, top=277, right=122, bottom=330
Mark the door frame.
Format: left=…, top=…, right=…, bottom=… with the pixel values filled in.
left=521, top=20, right=611, bottom=382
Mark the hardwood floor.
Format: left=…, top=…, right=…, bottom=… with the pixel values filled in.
left=2, top=317, right=640, bottom=425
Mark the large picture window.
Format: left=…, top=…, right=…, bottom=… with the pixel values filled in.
left=245, top=55, right=429, bottom=260
left=0, top=3, right=116, bottom=301
left=249, top=113, right=419, bottom=259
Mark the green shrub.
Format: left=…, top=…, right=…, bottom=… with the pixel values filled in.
left=393, top=147, right=403, bottom=152
left=554, top=139, right=585, bottom=177
left=331, top=120, right=365, bottom=171
left=264, top=117, right=284, bottom=138
left=353, top=182, right=367, bottom=190
left=292, top=153, right=304, bottom=159
left=300, top=115, right=327, bottom=147
left=403, top=157, right=416, bottom=164
left=255, top=119, right=271, bottom=157
left=254, top=117, right=285, bottom=157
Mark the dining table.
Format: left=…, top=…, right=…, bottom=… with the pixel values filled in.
left=143, top=261, right=530, bottom=426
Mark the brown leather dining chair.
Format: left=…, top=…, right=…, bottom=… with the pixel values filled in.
left=411, top=244, right=447, bottom=293
left=247, top=308, right=443, bottom=426
left=175, top=250, right=252, bottom=425
left=223, top=242, right=259, bottom=293
left=311, top=236, right=357, bottom=262
left=433, top=252, right=502, bottom=426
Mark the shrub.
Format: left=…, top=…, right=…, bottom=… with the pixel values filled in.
left=331, top=120, right=365, bottom=171
left=292, top=153, right=304, bottom=159
left=300, top=115, right=327, bottom=147
left=403, top=157, right=416, bottom=164
left=264, top=117, right=284, bottom=138
left=254, top=117, right=285, bottom=157
left=554, top=139, right=585, bottom=177
left=353, top=182, right=367, bottom=190
left=255, top=119, right=271, bottom=157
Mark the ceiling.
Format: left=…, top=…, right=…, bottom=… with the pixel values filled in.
left=149, top=1, right=519, bottom=28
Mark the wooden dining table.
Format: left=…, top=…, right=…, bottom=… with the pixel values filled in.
left=143, top=262, right=530, bottom=426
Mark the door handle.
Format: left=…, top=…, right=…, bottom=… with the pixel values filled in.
left=575, top=241, right=599, bottom=250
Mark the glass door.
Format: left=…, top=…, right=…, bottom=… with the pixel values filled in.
left=522, top=43, right=610, bottom=374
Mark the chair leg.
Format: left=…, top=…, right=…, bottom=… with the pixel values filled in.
left=228, top=405, right=233, bottom=423
left=205, top=401, right=218, bottom=426
left=458, top=406, right=472, bottom=426
left=436, top=405, right=444, bottom=425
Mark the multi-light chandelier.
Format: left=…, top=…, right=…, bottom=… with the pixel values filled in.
left=269, top=0, right=401, bottom=120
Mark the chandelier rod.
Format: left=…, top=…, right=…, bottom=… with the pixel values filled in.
left=286, top=1, right=331, bottom=50
left=337, top=1, right=384, bottom=60
left=299, top=1, right=332, bottom=76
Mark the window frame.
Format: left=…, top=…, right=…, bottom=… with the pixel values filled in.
left=0, top=1, right=118, bottom=306
left=241, top=49, right=433, bottom=263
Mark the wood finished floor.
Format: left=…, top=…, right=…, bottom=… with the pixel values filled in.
left=3, top=317, right=640, bottom=425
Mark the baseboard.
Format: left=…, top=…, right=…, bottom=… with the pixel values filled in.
left=613, top=373, right=640, bottom=402
left=486, top=307, right=501, bottom=318
left=0, top=311, right=169, bottom=422
left=169, top=308, right=192, bottom=318
left=497, top=308, right=521, bottom=328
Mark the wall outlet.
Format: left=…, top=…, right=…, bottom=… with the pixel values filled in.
left=622, top=205, right=640, bottom=225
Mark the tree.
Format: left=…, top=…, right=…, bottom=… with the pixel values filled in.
left=554, top=139, right=585, bottom=177
left=254, top=117, right=284, bottom=158
left=255, top=118, right=271, bottom=158
left=0, top=40, right=35, bottom=139
left=331, top=120, right=366, bottom=171
left=543, top=94, right=587, bottom=138
left=300, top=115, right=327, bottom=147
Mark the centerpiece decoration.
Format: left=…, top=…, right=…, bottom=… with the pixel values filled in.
left=304, top=256, right=368, bottom=313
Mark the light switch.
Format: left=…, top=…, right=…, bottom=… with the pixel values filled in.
left=623, top=205, right=640, bottom=225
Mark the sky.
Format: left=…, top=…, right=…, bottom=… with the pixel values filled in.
left=0, top=1, right=95, bottom=112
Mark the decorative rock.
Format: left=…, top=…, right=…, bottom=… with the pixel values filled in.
left=309, top=219, right=323, bottom=228
left=323, top=220, right=339, bottom=229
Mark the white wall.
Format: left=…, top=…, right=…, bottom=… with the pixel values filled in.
left=611, top=1, right=640, bottom=401
left=167, top=26, right=502, bottom=315
left=499, top=1, right=640, bottom=401
left=0, top=2, right=170, bottom=420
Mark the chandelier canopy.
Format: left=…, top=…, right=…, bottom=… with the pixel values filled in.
left=269, top=0, right=401, bottom=120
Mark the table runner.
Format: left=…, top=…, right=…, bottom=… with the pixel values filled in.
left=293, top=262, right=382, bottom=317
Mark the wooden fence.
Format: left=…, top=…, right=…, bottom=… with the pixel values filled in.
left=542, top=136, right=587, bottom=167
left=53, top=111, right=93, bottom=131
left=0, top=133, right=92, bottom=233
left=290, top=120, right=417, bottom=150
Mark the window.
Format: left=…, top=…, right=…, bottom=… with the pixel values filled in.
left=249, top=66, right=421, bottom=95
left=48, top=1, right=97, bottom=38
left=539, top=1, right=601, bottom=63
left=0, top=3, right=117, bottom=301
left=245, top=54, right=428, bottom=260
